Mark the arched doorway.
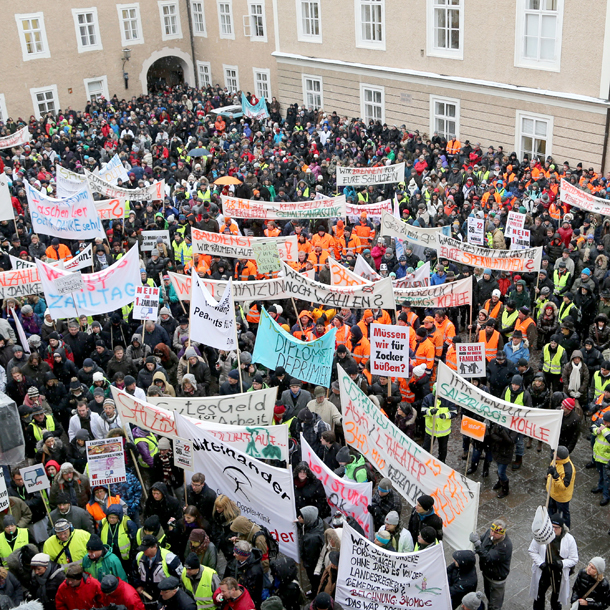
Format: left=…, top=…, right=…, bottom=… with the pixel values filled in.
left=147, top=56, right=184, bottom=92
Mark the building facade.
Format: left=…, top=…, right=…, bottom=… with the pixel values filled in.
left=2, top=0, right=610, bottom=170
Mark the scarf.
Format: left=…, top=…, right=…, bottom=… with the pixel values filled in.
left=568, top=361, right=582, bottom=393
left=159, top=451, right=175, bottom=486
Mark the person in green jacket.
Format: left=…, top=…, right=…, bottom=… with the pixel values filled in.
left=82, top=535, right=127, bottom=581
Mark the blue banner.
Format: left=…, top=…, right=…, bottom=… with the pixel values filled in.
left=241, top=92, right=269, bottom=120
left=252, top=308, right=336, bottom=387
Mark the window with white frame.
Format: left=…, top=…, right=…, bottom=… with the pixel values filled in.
left=15, top=13, right=50, bottom=61
left=427, top=0, right=463, bottom=59
left=356, top=0, right=384, bottom=49
left=191, top=1, right=206, bottom=35
left=302, top=75, right=323, bottom=110
left=117, top=4, right=144, bottom=45
left=517, top=112, right=553, bottom=161
left=30, top=85, right=59, bottom=119
left=430, top=96, right=460, bottom=139
left=247, top=3, right=266, bottom=41
left=159, top=2, right=182, bottom=40
left=72, top=9, right=102, bottom=52
left=224, top=66, right=239, bottom=92
left=515, top=0, right=563, bottom=71
left=84, top=77, right=109, bottom=102
left=254, top=69, right=271, bottom=100
left=360, top=85, right=384, bottom=124
left=197, top=61, right=212, bottom=88
left=218, top=1, right=234, bottom=39
left=298, top=0, right=321, bottom=41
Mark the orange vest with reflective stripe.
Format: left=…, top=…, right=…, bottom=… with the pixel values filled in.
left=592, top=395, right=610, bottom=423
left=86, top=496, right=121, bottom=523
left=514, top=316, right=534, bottom=337
left=446, top=346, right=457, bottom=371
left=414, top=338, right=435, bottom=371
left=347, top=337, right=370, bottom=365
left=399, top=376, right=414, bottom=402
left=484, top=300, right=502, bottom=320
left=334, top=325, right=350, bottom=347
left=479, top=329, right=500, bottom=361
left=246, top=304, right=260, bottom=324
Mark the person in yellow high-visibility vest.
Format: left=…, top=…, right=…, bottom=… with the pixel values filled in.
left=181, top=552, right=220, bottom=610
left=0, top=516, right=30, bottom=566
left=420, top=388, right=456, bottom=463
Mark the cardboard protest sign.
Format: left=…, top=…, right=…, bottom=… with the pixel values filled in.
left=192, top=228, right=298, bottom=261
left=339, top=365, right=480, bottom=550
left=467, top=217, right=484, bottom=245
left=54, top=271, right=85, bottom=296
left=112, top=386, right=178, bottom=437
left=86, top=438, right=127, bottom=486
left=370, top=324, right=410, bottom=378
left=510, top=228, right=530, bottom=250
left=0, top=266, right=43, bottom=299
left=456, top=343, right=486, bottom=378
left=329, top=258, right=369, bottom=287
left=64, top=245, right=93, bottom=271
left=301, top=435, right=373, bottom=538
left=337, top=163, right=405, bottom=187
left=0, top=126, right=30, bottom=150
left=336, top=523, right=452, bottom=610
left=96, top=154, right=129, bottom=185
left=36, top=245, right=141, bottom=319
left=86, top=169, right=165, bottom=202
left=437, top=361, right=563, bottom=448
left=222, top=194, right=346, bottom=219
left=133, top=286, right=160, bottom=320
left=461, top=416, right=486, bottom=442
left=253, top=308, right=336, bottom=387
left=147, top=387, right=276, bottom=426
left=393, top=276, right=472, bottom=308
left=56, top=165, right=87, bottom=198
left=25, top=181, right=105, bottom=240
left=95, top=199, right=128, bottom=220
left=142, top=230, right=171, bottom=251
left=346, top=199, right=393, bottom=223
left=0, top=477, right=9, bottom=512
left=0, top=176, right=15, bottom=222
left=505, top=211, right=526, bottom=237
left=20, top=464, right=50, bottom=493
left=173, top=438, right=194, bottom=471
left=392, top=262, right=431, bottom=289
left=251, top=240, right=281, bottom=274
left=175, top=413, right=299, bottom=561
left=380, top=211, right=443, bottom=249
left=560, top=178, right=610, bottom=216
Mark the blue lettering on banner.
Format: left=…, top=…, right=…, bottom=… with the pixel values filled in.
left=47, top=282, right=136, bottom=310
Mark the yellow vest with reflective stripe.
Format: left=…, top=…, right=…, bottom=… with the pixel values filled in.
left=0, top=528, right=29, bottom=566
left=43, top=529, right=91, bottom=565
left=424, top=399, right=451, bottom=438
left=134, top=435, right=159, bottom=468
left=593, top=371, right=610, bottom=402
left=28, top=415, right=55, bottom=441
left=504, top=387, right=525, bottom=406
left=542, top=344, right=564, bottom=375
left=593, top=426, right=610, bottom=464
left=101, top=518, right=132, bottom=560
left=558, top=301, right=576, bottom=322
left=553, top=271, right=570, bottom=295
left=136, top=547, right=171, bottom=579
left=501, top=309, right=519, bottom=330
left=181, top=567, right=216, bottom=610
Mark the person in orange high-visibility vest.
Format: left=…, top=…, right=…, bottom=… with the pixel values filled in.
left=264, top=220, right=281, bottom=237
left=399, top=301, right=421, bottom=331
left=347, top=325, right=370, bottom=368
left=446, top=138, right=461, bottom=157
left=219, top=215, right=239, bottom=235
left=479, top=319, right=504, bottom=361
left=291, top=310, right=315, bottom=341
left=246, top=302, right=262, bottom=330
left=396, top=313, right=417, bottom=352
left=311, top=226, right=335, bottom=252
left=357, top=309, right=375, bottom=340
left=353, top=213, right=375, bottom=248
left=46, top=239, right=73, bottom=261
left=446, top=336, right=459, bottom=371
left=434, top=309, right=456, bottom=350
left=414, top=327, right=435, bottom=375
left=86, top=487, right=122, bottom=529
left=372, top=308, right=392, bottom=325
left=332, top=315, right=350, bottom=348
left=484, top=290, right=504, bottom=320
left=234, top=259, right=257, bottom=281
left=423, top=316, right=444, bottom=362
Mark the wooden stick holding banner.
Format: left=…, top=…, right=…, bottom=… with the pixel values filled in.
left=233, top=295, right=244, bottom=389
left=42, top=490, right=54, bottom=527
left=172, top=437, right=194, bottom=509
left=291, top=298, right=306, bottom=337
left=53, top=271, right=85, bottom=321
left=121, top=423, right=148, bottom=500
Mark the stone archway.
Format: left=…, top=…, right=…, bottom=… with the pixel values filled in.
left=139, top=47, right=195, bottom=94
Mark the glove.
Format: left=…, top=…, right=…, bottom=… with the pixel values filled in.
left=546, top=466, right=558, bottom=479
left=469, top=532, right=480, bottom=544
left=429, top=407, right=438, bottom=416
left=570, top=391, right=581, bottom=398
left=539, top=562, right=547, bottom=571
left=552, top=559, right=563, bottom=570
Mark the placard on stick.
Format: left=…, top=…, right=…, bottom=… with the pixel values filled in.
left=461, top=415, right=487, bottom=442
left=456, top=343, right=486, bottom=377
left=252, top=240, right=281, bottom=274
left=20, top=464, right=51, bottom=493
left=370, top=324, right=410, bottom=377
left=0, top=477, right=9, bottom=512
left=54, top=271, right=85, bottom=295
left=86, top=438, right=127, bottom=486
left=133, top=285, right=160, bottom=320
left=173, top=437, right=194, bottom=471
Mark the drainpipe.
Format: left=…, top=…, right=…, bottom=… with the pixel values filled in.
left=185, top=0, right=197, bottom=86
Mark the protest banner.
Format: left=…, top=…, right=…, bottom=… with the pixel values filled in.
left=353, top=254, right=381, bottom=281
left=86, top=438, right=127, bottom=486
left=0, top=477, right=9, bottom=512
left=370, top=324, right=410, bottom=377
left=95, top=199, right=128, bottom=220
left=456, top=343, right=486, bottom=378
left=301, top=435, right=373, bottom=538
left=241, top=92, right=269, bottom=120
left=20, top=464, right=51, bottom=493
left=505, top=211, right=526, bottom=237
left=0, top=126, right=30, bottom=150
left=339, top=365, right=479, bottom=550
left=436, top=233, right=543, bottom=272
left=175, top=413, right=299, bottom=560
left=437, top=361, right=563, bottom=448
left=380, top=211, right=443, bottom=249
left=0, top=176, right=15, bottom=222
left=192, top=228, right=298, bottom=261
left=97, top=153, right=129, bottom=185
left=392, top=261, right=431, bottom=288
left=467, top=217, right=484, bottom=245
left=25, top=181, right=105, bottom=241
left=173, top=438, right=194, bottom=471
left=336, top=523, right=452, bottom=610
left=36, top=244, right=141, bottom=319
left=56, top=165, right=87, bottom=198
left=64, top=245, right=93, bottom=271
left=510, top=228, right=530, bottom=250
left=10, top=308, right=31, bottom=354
left=9, top=255, right=35, bottom=271
left=112, top=386, right=178, bottom=437
left=346, top=199, right=393, bottom=223
left=85, top=169, right=165, bottom=202
left=253, top=308, right=336, bottom=387
left=393, top=276, right=472, bottom=308
left=54, top=271, right=85, bottom=296
left=252, top=240, right=281, bottom=274
left=142, top=230, right=171, bottom=251
left=461, top=416, right=487, bottom=442
left=148, top=387, right=276, bottom=425
left=133, top=285, right=160, bottom=320
left=221, top=194, right=347, bottom=220
left=190, top=272, right=236, bottom=350
left=0, top=266, right=43, bottom=299
left=560, top=178, right=610, bottom=216
left=329, top=258, right=369, bottom=287
left=337, top=163, right=405, bottom=187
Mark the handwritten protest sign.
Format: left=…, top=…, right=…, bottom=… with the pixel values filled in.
left=175, top=413, right=299, bottom=561
left=560, top=178, right=610, bottom=216
left=505, top=211, right=526, bottom=237
left=393, top=276, right=472, bottom=308
left=96, top=199, right=128, bottom=220
left=253, top=308, right=336, bottom=387
left=437, top=361, right=563, bottom=448
left=142, top=230, right=171, bottom=251
left=0, top=477, right=9, bottom=512
left=221, top=195, right=346, bottom=219
left=337, top=163, right=405, bottom=187
left=147, top=387, right=276, bottom=425
left=346, top=199, right=393, bottom=223
left=192, top=228, right=298, bottom=261
left=86, top=169, right=165, bottom=202
left=380, top=211, right=443, bottom=249
left=353, top=254, right=381, bottom=281
left=133, top=285, right=160, bottom=320
left=54, top=271, right=85, bottom=296
left=301, top=436, right=373, bottom=538
left=173, top=438, right=194, bottom=471
left=0, top=126, right=30, bottom=150
left=0, top=266, right=42, bottom=299
left=96, top=154, right=129, bottom=185
left=370, top=324, right=410, bottom=378
left=56, top=165, right=87, bottom=198
left=252, top=240, right=281, bottom=274
left=329, top=258, right=369, bottom=287
left=86, top=438, right=127, bottom=486
left=467, top=217, right=484, bottom=245
left=112, top=386, right=177, bottom=437
left=339, top=365, right=479, bottom=550
left=0, top=176, right=15, bottom=222
left=510, top=228, right=530, bottom=250
left=20, top=464, right=51, bottom=493
left=64, top=245, right=93, bottom=272
left=336, top=523, right=452, bottom=610
left=461, top=416, right=486, bottom=442
left=241, top=92, right=269, bottom=120
left=392, top=261, right=431, bottom=288
left=456, top=343, right=486, bottom=378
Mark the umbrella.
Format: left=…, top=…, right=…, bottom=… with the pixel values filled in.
left=188, top=148, right=211, bottom=157
left=214, top=176, right=242, bottom=185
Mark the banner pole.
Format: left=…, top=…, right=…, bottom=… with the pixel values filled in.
left=232, top=283, right=244, bottom=390
left=122, top=423, right=148, bottom=500
left=545, top=449, right=557, bottom=509
left=430, top=390, right=437, bottom=456
left=468, top=301, right=473, bottom=342
left=464, top=442, right=473, bottom=475
left=291, top=298, right=305, bottom=337
left=41, top=490, right=54, bottom=527
left=184, top=471, right=188, bottom=509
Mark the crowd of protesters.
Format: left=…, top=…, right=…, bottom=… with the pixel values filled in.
left=0, top=83, right=606, bottom=610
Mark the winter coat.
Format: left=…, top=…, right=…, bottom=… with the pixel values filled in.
left=570, top=569, right=610, bottom=610
left=154, top=344, right=180, bottom=387
left=280, top=388, right=313, bottom=420
left=126, top=334, right=151, bottom=368
left=143, top=482, right=182, bottom=525
left=55, top=573, right=103, bottom=610
left=487, top=359, right=517, bottom=398
left=151, top=370, right=176, bottom=396
left=476, top=530, right=513, bottom=581
left=49, top=469, right=91, bottom=509
left=583, top=345, right=604, bottom=375
left=28, top=560, right=66, bottom=610
left=293, top=472, right=329, bottom=519
left=298, top=506, right=325, bottom=572
left=0, top=497, right=32, bottom=529
left=289, top=412, right=329, bottom=462
left=589, top=321, right=610, bottom=351
left=212, top=585, right=255, bottom=610
left=106, top=354, right=138, bottom=381
left=368, top=488, right=403, bottom=533
left=135, top=322, right=170, bottom=350
left=230, top=547, right=265, bottom=606
left=447, top=550, right=477, bottom=609
left=100, top=578, right=145, bottom=610
left=186, top=483, right=217, bottom=524
left=177, top=355, right=211, bottom=390
left=562, top=356, right=590, bottom=399
left=0, top=568, right=24, bottom=605
left=504, top=339, right=530, bottom=365
left=81, top=544, right=127, bottom=581
left=35, top=438, right=69, bottom=465
left=488, top=423, right=517, bottom=465
left=559, top=408, right=583, bottom=454
left=47, top=505, right=95, bottom=535
left=407, top=506, right=444, bottom=545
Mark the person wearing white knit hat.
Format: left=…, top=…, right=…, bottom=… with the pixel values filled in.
left=460, top=591, right=484, bottom=610
left=570, top=556, right=609, bottom=609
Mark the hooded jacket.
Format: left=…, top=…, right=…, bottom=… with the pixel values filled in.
left=299, top=506, right=325, bottom=572
left=126, top=334, right=151, bottom=368
left=55, top=573, right=103, bottom=610
left=153, top=343, right=179, bottom=387
left=151, top=370, right=176, bottom=397
left=562, top=351, right=590, bottom=398
left=143, top=482, right=182, bottom=526
left=100, top=577, right=145, bottom=610
left=81, top=544, right=127, bottom=581
left=49, top=468, right=91, bottom=509
left=447, top=550, right=477, bottom=609
left=230, top=516, right=270, bottom=572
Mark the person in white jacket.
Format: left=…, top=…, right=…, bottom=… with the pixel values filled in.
left=381, top=511, right=414, bottom=553
left=68, top=402, right=105, bottom=441
left=528, top=513, right=578, bottom=610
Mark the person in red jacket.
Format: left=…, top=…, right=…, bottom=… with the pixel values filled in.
left=100, top=575, right=145, bottom=610
left=213, top=577, right=255, bottom=610
left=56, top=563, right=103, bottom=610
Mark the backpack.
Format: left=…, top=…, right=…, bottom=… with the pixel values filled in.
left=253, top=524, right=280, bottom=560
